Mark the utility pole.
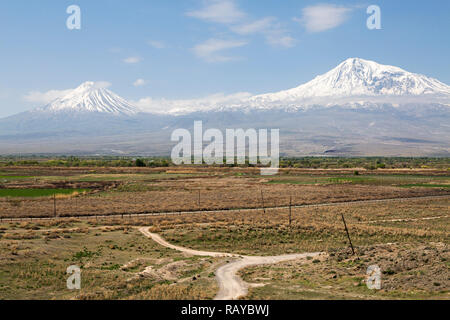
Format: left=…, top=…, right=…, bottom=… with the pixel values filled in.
left=289, top=196, right=292, bottom=227
left=53, top=194, right=57, bottom=218
left=341, top=213, right=355, bottom=255
left=260, top=190, right=266, bottom=214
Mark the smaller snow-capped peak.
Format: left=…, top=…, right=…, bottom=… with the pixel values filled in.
left=37, top=81, right=139, bottom=116
left=251, top=58, right=450, bottom=103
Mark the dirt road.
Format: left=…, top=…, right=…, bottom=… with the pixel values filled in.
left=138, top=227, right=323, bottom=300
left=213, top=252, right=322, bottom=300
left=139, top=227, right=236, bottom=258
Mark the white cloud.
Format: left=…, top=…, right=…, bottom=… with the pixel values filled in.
left=123, top=56, right=142, bottom=64
left=148, top=40, right=165, bottom=49
left=91, top=81, right=112, bottom=89
left=296, top=4, right=353, bottom=33
left=188, top=2, right=295, bottom=50
left=132, top=92, right=252, bottom=115
left=186, top=0, right=245, bottom=24
left=24, top=89, right=73, bottom=104
left=267, top=35, right=296, bottom=48
left=133, top=79, right=147, bottom=87
left=231, top=17, right=275, bottom=35
left=192, top=38, right=247, bottom=62
left=186, top=1, right=298, bottom=60
left=231, top=17, right=295, bottom=48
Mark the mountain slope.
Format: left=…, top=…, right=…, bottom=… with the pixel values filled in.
left=36, top=81, right=139, bottom=116
left=249, top=58, right=450, bottom=104
left=138, top=58, right=450, bottom=115
left=0, top=82, right=166, bottom=137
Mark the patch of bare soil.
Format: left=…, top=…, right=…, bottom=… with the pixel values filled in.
left=0, top=180, right=120, bottom=191
left=138, top=261, right=188, bottom=281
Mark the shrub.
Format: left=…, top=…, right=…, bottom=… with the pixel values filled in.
left=135, top=159, right=146, bottom=167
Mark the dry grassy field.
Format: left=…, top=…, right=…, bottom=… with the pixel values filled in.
left=0, top=166, right=448, bottom=299
left=0, top=167, right=449, bottom=219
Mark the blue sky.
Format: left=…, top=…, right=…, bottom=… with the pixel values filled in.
left=0, top=0, right=449, bottom=117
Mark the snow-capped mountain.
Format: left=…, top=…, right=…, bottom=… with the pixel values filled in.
left=36, top=81, right=139, bottom=116
left=19, top=59, right=450, bottom=117
left=0, top=58, right=449, bottom=156
left=135, top=58, right=450, bottom=115
left=249, top=58, right=450, bottom=105
left=0, top=81, right=166, bottom=138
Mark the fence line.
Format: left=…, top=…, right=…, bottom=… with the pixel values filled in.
left=1, top=194, right=449, bottom=223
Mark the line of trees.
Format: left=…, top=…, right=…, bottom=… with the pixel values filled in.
left=0, top=156, right=448, bottom=169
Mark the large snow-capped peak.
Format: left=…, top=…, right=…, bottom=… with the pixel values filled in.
left=37, top=81, right=139, bottom=116
left=250, top=58, right=450, bottom=103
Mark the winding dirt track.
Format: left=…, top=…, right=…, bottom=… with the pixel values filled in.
left=213, top=252, right=322, bottom=300
left=139, top=227, right=235, bottom=258
left=139, top=227, right=323, bottom=300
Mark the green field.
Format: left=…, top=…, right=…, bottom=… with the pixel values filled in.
left=267, top=174, right=450, bottom=187
left=0, top=189, right=88, bottom=198
left=0, top=176, right=32, bottom=180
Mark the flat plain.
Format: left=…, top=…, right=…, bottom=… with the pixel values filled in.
left=0, top=165, right=448, bottom=299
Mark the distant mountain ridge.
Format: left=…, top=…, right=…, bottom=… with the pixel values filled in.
left=0, top=58, right=449, bottom=156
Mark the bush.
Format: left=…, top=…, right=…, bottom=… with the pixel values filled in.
left=135, top=159, right=146, bottom=167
